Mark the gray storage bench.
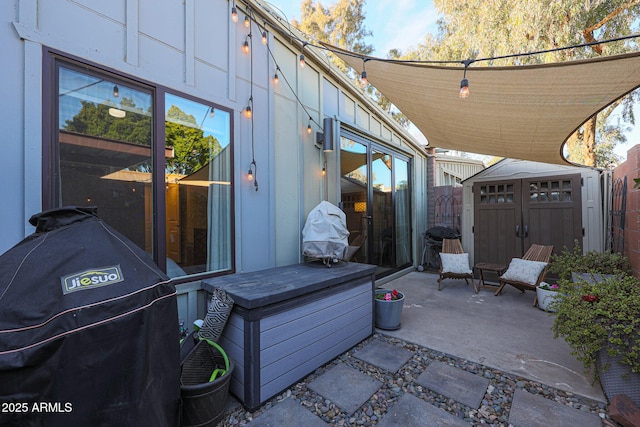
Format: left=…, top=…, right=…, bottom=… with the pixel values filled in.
left=202, top=262, right=376, bottom=410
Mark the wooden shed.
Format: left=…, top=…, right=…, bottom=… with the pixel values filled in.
left=461, top=159, right=604, bottom=267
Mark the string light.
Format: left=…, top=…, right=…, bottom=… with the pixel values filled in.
left=113, top=85, right=119, bottom=97
left=247, top=163, right=254, bottom=181
left=231, top=3, right=238, bottom=22
left=244, top=98, right=252, bottom=118
left=360, top=60, right=367, bottom=87
left=459, top=78, right=469, bottom=98
left=253, top=16, right=639, bottom=101
left=248, top=160, right=258, bottom=191
left=322, top=162, right=326, bottom=176
left=459, top=59, right=473, bottom=99
left=262, top=30, right=268, bottom=45
left=244, top=9, right=258, bottom=192
left=307, top=117, right=313, bottom=134
left=273, top=66, right=279, bottom=84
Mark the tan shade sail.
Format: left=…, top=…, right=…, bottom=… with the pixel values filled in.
left=330, top=46, right=640, bottom=165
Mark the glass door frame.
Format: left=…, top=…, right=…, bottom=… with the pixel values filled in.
left=339, top=128, right=413, bottom=277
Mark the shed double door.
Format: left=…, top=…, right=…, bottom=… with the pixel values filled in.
left=473, top=174, right=582, bottom=266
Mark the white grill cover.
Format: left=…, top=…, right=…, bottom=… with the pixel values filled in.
left=302, top=201, right=349, bottom=261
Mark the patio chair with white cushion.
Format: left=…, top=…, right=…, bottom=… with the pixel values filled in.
left=495, top=244, right=554, bottom=306
left=438, top=238, right=477, bottom=293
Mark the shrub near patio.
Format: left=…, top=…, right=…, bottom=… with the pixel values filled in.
left=549, top=240, right=631, bottom=282
left=549, top=244, right=640, bottom=404
left=551, top=275, right=640, bottom=380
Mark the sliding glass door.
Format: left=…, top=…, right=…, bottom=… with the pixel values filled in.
left=340, top=131, right=412, bottom=277
left=340, top=138, right=369, bottom=262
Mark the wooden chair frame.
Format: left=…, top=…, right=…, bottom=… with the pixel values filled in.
left=495, top=244, right=554, bottom=306
left=438, top=239, right=477, bottom=293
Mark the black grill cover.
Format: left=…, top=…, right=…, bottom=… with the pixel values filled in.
left=424, top=226, right=460, bottom=241
left=0, top=207, right=180, bottom=426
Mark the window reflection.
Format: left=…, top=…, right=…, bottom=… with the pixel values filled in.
left=340, top=137, right=368, bottom=261
left=372, top=150, right=392, bottom=266
left=58, top=66, right=153, bottom=250
left=395, top=158, right=411, bottom=266
left=56, top=65, right=233, bottom=278
left=164, top=94, right=231, bottom=276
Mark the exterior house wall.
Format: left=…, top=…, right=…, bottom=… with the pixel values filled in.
left=1, top=0, right=428, bottom=276
left=612, top=144, right=640, bottom=277
left=435, top=155, right=485, bottom=186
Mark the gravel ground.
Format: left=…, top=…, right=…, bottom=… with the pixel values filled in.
left=218, top=333, right=612, bottom=426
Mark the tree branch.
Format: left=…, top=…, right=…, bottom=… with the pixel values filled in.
left=583, top=0, right=640, bottom=54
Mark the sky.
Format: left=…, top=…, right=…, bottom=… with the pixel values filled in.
left=266, top=0, right=637, bottom=162
left=267, top=0, right=439, bottom=56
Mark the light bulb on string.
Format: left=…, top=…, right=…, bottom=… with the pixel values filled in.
left=244, top=96, right=253, bottom=118
left=307, top=117, right=313, bottom=135
left=113, top=85, right=119, bottom=97
left=459, top=78, right=469, bottom=99
left=262, top=30, right=267, bottom=45
left=242, top=37, right=250, bottom=54
left=360, top=59, right=368, bottom=87
left=459, top=59, right=473, bottom=99
left=244, top=15, right=250, bottom=28
left=299, top=53, right=305, bottom=68
left=231, top=5, right=238, bottom=22
left=273, top=70, right=279, bottom=84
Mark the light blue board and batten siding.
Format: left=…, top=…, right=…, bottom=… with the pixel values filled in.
left=218, top=278, right=373, bottom=405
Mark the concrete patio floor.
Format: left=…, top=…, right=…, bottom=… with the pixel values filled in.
left=379, top=270, right=605, bottom=403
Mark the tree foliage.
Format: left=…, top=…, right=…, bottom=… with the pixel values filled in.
left=64, top=98, right=152, bottom=146
left=293, top=0, right=409, bottom=126
left=294, top=0, right=373, bottom=57
left=403, top=0, right=640, bottom=167
left=165, top=105, right=222, bottom=175
left=64, top=100, right=221, bottom=175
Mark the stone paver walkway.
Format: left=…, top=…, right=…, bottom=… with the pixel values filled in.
left=231, top=336, right=606, bottom=426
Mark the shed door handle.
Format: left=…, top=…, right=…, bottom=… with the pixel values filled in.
left=515, top=225, right=520, bottom=237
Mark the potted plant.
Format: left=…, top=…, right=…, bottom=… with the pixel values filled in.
left=551, top=274, right=640, bottom=405
left=374, top=289, right=404, bottom=330
left=536, top=282, right=559, bottom=312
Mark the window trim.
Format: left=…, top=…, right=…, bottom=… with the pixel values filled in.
left=42, top=47, right=235, bottom=282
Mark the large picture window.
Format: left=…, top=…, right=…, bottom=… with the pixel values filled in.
left=48, top=54, right=233, bottom=279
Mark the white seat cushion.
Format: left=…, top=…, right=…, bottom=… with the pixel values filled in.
left=500, top=258, right=548, bottom=285
left=440, top=253, right=472, bottom=274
